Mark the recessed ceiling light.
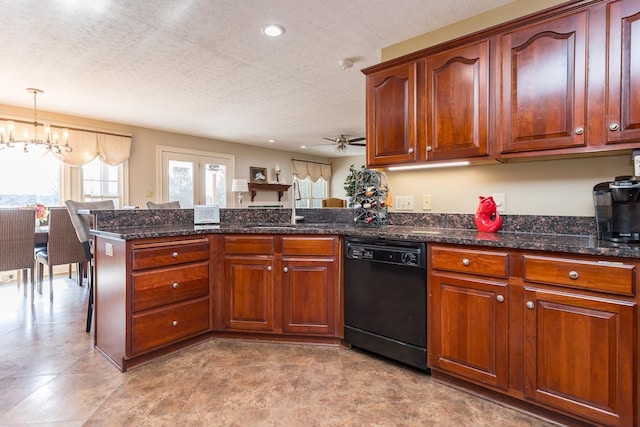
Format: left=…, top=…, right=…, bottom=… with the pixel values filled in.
left=261, top=24, right=285, bottom=37
left=300, top=145, right=307, bottom=149
left=268, top=139, right=276, bottom=143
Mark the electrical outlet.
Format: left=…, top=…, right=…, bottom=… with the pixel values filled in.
left=145, top=190, right=154, bottom=198
left=395, top=195, right=414, bottom=211
left=422, top=195, right=432, bottom=210
left=492, top=193, right=506, bottom=212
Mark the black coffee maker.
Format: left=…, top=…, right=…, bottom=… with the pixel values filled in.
left=593, top=176, right=640, bottom=242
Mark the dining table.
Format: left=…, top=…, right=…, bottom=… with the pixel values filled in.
left=35, top=225, right=48, bottom=247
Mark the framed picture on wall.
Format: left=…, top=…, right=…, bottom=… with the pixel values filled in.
left=250, top=166, right=267, bottom=183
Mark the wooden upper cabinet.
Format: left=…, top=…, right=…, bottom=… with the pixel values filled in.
left=425, top=40, right=491, bottom=160
left=606, top=0, right=640, bottom=145
left=366, top=62, right=419, bottom=167
left=499, top=10, right=588, bottom=155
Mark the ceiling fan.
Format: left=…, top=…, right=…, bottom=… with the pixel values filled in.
left=321, top=134, right=366, bottom=153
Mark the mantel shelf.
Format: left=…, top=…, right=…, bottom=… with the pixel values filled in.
left=247, top=183, right=292, bottom=202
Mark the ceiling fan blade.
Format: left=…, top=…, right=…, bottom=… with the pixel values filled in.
left=348, top=137, right=365, bottom=142
left=323, top=137, right=337, bottom=142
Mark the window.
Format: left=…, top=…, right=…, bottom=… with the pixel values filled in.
left=81, top=157, right=124, bottom=208
left=0, top=149, right=61, bottom=207
left=294, top=176, right=328, bottom=208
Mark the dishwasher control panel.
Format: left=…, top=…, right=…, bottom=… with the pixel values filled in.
left=346, top=240, right=425, bottom=268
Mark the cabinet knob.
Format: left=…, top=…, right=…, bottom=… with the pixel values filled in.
left=462, top=258, right=470, bottom=266
left=172, top=320, right=179, bottom=327
left=568, top=270, right=579, bottom=280
left=526, top=301, right=535, bottom=309
left=609, top=123, right=620, bottom=131
left=172, top=282, right=179, bottom=289
left=172, top=252, right=179, bottom=258
left=283, top=267, right=288, bottom=273
left=408, top=147, right=414, bottom=154
left=496, top=295, right=505, bottom=303
left=575, top=127, right=584, bottom=135
left=267, top=266, right=272, bottom=271
left=426, top=146, right=432, bottom=152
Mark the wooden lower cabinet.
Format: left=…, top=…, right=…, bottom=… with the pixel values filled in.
left=224, top=256, right=276, bottom=332
left=429, top=273, right=508, bottom=390
left=523, top=287, right=635, bottom=426
left=282, top=258, right=336, bottom=335
left=428, top=243, right=638, bottom=426
left=219, top=234, right=341, bottom=338
left=94, top=235, right=211, bottom=371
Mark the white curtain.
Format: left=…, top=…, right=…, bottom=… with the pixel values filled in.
left=292, top=159, right=332, bottom=182
left=53, top=130, right=132, bottom=167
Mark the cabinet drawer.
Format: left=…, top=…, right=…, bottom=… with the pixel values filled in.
left=224, top=236, right=274, bottom=254
left=282, top=236, right=336, bottom=256
left=132, top=239, right=209, bottom=270
left=430, top=246, right=509, bottom=278
left=523, top=255, right=635, bottom=296
left=131, top=298, right=209, bottom=354
left=132, top=261, right=209, bottom=312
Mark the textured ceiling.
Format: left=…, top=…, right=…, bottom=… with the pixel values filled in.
left=0, top=0, right=514, bottom=157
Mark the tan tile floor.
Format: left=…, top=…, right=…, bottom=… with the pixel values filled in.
left=0, top=276, right=561, bottom=426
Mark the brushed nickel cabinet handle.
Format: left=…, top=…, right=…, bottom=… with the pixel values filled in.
left=267, top=266, right=272, bottom=271
left=609, top=123, right=620, bottom=131
left=462, top=258, right=470, bottom=266
left=426, top=146, right=432, bottom=152
left=569, top=271, right=579, bottom=280
left=172, top=282, right=179, bottom=289
left=575, top=127, right=584, bottom=135
left=283, top=267, right=289, bottom=273
left=172, top=320, right=179, bottom=327
left=526, top=301, right=535, bottom=309
left=496, top=295, right=505, bottom=303
left=172, top=252, right=179, bottom=258
left=408, top=147, right=415, bottom=154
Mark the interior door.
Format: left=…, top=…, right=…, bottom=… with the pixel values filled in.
left=160, top=149, right=233, bottom=208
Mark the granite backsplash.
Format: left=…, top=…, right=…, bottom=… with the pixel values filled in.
left=93, top=208, right=596, bottom=236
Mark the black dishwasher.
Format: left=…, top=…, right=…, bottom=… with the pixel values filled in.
left=344, top=237, right=427, bottom=371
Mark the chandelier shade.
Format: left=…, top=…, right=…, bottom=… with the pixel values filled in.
left=0, top=88, right=72, bottom=154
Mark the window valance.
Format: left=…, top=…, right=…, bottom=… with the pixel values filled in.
left=53, top=129, right=132, bottom=167
left=292, top=159, right=332, bottom=182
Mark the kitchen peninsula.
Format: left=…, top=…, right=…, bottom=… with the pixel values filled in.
left=90, top=208, right=640, bottom=426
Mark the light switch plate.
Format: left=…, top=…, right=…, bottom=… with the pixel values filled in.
left=492, top=193, right=506, bottom=212
left=422, top=195, right=432, bottom=210
left=395, top=195, right=414, bottom=211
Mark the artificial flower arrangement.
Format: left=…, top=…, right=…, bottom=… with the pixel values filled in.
left=28, top=203, right=49, bottom=224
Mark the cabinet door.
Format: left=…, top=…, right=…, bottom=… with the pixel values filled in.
left=281, top=258, right=336, bottom=335
left=499, top=10, right=588, bottom=154
left=606, top=0, right=640, bottom=145
left=523, top=288, right=635, bottom=426
left=366, top=62, right=419, bottom=167
left=223, top=256, right=275, bottom=332
left=426, top=40, right=490, bottom=160
left=429, top=274, right=508, bottom=389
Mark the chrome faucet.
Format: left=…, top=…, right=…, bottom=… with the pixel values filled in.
left=291, top=180, right=303, bottom=224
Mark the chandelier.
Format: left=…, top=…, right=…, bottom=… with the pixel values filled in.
left=0, top=88, right=72, bottom=154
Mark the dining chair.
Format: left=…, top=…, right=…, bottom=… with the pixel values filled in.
left=65, top=199, right=115, bottom=332
left=35, top=207, right=89, bottom=302
left=321, top=198, right=347, bottom=208
left=0, top=209, right=35, bottom=300
left=146, top=200, right=181, bottom=209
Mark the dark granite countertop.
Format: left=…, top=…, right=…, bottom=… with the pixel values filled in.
left=91, top=223, right=640, bottom=259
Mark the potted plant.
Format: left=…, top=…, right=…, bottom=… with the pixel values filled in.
left=343, top=164, right=365, bottom=207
